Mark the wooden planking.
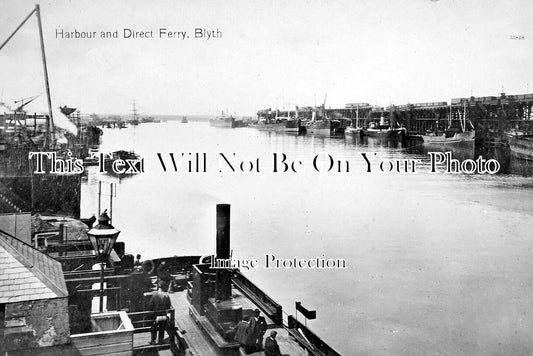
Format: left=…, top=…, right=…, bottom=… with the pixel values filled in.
left=168, top=290, right=308, bottom=356
left=271, top=327, right=309, bottom=356
left=169, top=291, right=221, bottom=356
left=189, top=304, right=240, bottom=349
left=71, top=330, right=132, bottom=348
left=73, top=341, right=132, bottom=355
left=108, top=352, right=132, bottom=356
left=133, top=331, right=170, bottom=349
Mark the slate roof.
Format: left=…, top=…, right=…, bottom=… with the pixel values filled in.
left=31, top=214, right=58, bottom=234
left=0, top=229, right=68, bottom=303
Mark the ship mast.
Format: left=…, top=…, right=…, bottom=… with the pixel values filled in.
left=132, top=100, right=138, bottom=121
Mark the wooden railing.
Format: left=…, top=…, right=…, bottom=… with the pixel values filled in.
left=287, top=315, right=341, bottom=356
left=127, top=308, right=183, bottom=354
left=128, top=308, right=175, bottom=334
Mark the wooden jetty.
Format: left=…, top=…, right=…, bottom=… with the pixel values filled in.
left=257, top=92, right=533, bottom=145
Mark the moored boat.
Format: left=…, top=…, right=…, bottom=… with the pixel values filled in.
left=418, top=101, right=474, bottom=144
left=306, top=119, right=345, bottom=135
left=344, top=126, right=362, bottom=135
left=249, top=115, right=305, bottom=133
left=420, top=129, right=475, bottom=144
left=508, top=133, right=533, bottom=160
left=362, top=123, right=405, bottom=138
left=209, top=112, right=243, bottom=128
left=103, top=150, right=143, bottom=175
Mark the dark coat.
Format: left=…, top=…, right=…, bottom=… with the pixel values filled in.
left=264, top=336, right=282, bottom=356
left=234, top=320, right=249, bottom=345
left=149, top=291, right=171, bottom=315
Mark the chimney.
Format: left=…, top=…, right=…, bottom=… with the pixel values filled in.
left=215, top=204, right=231, bottom=300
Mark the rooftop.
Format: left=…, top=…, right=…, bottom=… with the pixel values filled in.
left=0, top=229, right=68, bottom=303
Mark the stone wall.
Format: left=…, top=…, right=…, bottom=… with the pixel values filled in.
left=3, top=297, right=70, bottom=351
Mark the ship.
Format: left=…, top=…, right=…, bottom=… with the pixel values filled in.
left=344, top=126, right=362, bottom=135
left=419, top=103, right=474, bottom=144
left=103, top=150, right=143, bottom=176
left=1, top=204, right=343, bottom=356
left=361, top=115, right=405, bottom=138
left=181, top=116, right=188, bottom=123
left=420, top=129, right=475, bottom=144
left=508, top=133, right=533, bottom=160
left=210, top=112, right=238, bottom=128
left=129, top=101, right=140, bottom=126
left=140, top=116, right=161, bottom=124
left=250, top=116, right=306, bottom=133
left=306, top=119, right=345, bottom=135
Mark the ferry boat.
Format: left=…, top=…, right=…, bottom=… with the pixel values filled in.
left=1, top=205, right=342, bottom=355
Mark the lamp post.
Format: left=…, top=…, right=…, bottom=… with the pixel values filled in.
left=87, top=210, right=120, bottom=313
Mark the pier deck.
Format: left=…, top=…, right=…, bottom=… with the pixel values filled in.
left=170, top=291, right=220, bottom=355
left=168, top=290, right=309, bottom=356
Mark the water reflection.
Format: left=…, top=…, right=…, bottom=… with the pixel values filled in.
left=80, top=121, right=533, bottom=355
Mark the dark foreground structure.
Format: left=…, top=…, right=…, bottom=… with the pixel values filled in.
left=0, top=205, right=341, bottom=355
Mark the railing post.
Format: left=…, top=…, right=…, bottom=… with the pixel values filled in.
left=169, top=309, right=176, bottom=347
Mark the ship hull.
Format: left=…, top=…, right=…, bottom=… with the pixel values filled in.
left=306, top=120, right=345, bottom=136
left=209, top=118, right=235, bottom=128
left=363, top=128, right=405, bottom=138
left=249, top=122, right=285, bottom=131
left=421, top=130, right=475, bottom=144
left=509, top=135, right=533, bottom=160
left=250, top=120, right=305, bottom=133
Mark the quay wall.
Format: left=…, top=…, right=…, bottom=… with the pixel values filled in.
left=3, top=297, right=70, bottom=351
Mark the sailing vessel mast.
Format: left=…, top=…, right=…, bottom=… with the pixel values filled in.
left=461, top=101, right=466, bottom=132
left=355, top=105, right=360, bottom=129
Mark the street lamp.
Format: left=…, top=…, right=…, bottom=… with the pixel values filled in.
left=87, top=210, right=120, bottom=313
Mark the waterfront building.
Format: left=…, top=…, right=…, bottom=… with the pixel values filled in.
left=0, top=229, right=70, bottom=354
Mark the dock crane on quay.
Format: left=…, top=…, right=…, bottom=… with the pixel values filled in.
left=0, top=4, right=56, bottom=149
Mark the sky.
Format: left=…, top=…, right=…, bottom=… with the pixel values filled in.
left=0, top=0, right=532, bottom=116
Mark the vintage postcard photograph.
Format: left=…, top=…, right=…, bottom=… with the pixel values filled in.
left=1, top=1, right=533, bottom=355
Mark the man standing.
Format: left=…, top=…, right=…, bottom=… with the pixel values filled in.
left=253, top=310, right=267, bottom=349
left=148, top=283, right=172, bottom=345
left=234, top=316, right=250, bottom=345
left=246, top=309, right=261, bottom=352
left=134, top=254, right=142, bottom=269
left=264, top=330, right=282, bottom=356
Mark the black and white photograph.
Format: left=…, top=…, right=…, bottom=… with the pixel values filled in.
left=1, top=1, right=533, bottom=355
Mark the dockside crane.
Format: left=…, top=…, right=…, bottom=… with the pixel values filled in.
left=0, top=4, right=55, bottom=148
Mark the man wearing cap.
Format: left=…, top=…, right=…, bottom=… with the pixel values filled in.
left=148, top=282, right=172, bottom=345
left=264, top=330, right=282, bottom=356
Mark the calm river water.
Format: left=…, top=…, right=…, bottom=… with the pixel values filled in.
left=81, top=120, right=533, bottom=355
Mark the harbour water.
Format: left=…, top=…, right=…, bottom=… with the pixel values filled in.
left=81, top=121, right=533, bottom=355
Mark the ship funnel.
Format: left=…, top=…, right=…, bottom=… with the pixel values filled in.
left=215, top=204, right=232, bottom=300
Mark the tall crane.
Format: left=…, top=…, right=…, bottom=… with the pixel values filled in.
left=0, top=5, right=55, bottom=147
